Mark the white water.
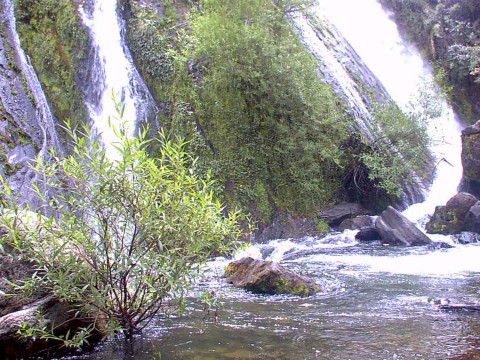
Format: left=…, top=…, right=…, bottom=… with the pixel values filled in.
left=80, top=0, right=139, bottom=158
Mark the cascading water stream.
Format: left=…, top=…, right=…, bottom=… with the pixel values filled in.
left=79, top=0, right=157, bottom=159
left=3, top=0, right=63, bottom=160
left=315, top=0, right=464, bottom=226
left=233, top=0, right=474, bottom=278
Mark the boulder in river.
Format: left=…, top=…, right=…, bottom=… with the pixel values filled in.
left=425, top=192, right=478, bottom=234
left=464, top=201, right=480, bottom=233
left=225, top=257, right=320, bottom=297
left=355, top=226, right=380, bottom=242
left=254, top=211, right=320, bottom=243
left=375, top=206, right=432, bottom=246
left=338, top=215, right=372, bottom=231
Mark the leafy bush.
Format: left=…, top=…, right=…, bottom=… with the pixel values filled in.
left=186, top=0, right=348, bottom=215
left=1, top=115, right=243, bottom=346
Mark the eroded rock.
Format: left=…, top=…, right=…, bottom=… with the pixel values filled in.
left=426, top=192, right=478, bottom=234
left=461, top=121, right=480, bottom=198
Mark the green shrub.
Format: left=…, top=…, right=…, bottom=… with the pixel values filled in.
left=186, top=0, right=348, bottom=215
left=1, top=112, right=243, bottom=346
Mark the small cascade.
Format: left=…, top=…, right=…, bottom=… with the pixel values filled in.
left=3, top=0, right=63, bottom=160
left=79, top=0, right=157, bottom=158
left=290, top=13, right=382, bottom=142
left=316, top=0, right=463, bottom=224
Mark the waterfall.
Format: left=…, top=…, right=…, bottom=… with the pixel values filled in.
left=3, top=0, right=63, bottom=160
left=79, top=0, right=158, bottom=158
left=1, top=0, right=64, bottom=211
left=315, top=0, right=464, bottom=223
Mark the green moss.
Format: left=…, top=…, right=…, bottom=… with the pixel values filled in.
left=314, top=219, right=330, bottom=234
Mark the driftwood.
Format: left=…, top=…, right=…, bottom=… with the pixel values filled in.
left=439, top=304, right=480, bottom=312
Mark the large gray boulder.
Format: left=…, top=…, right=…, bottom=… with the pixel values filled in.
left=338, top=215, right=373, bottom=231
left=375, top=206, right=432, bottom=246
left=426, top=192, right=478, bottom=234
left=225, top=257, right=320, bottom=297
left=255, top=211, right=320, bottom=243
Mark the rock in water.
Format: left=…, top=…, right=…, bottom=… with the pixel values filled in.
left=355, top=226, right=380, bottom=242
left=375, top=206, right=432, bottom=246
left=465, top=201, right=480, bottom=234
left=317, top=203, right=370, bottom=227
left=338, top=215, right=373, bottom=231
left=225, top=257, right=320, bottom=297
left=426, top=192, right=478, bottom=234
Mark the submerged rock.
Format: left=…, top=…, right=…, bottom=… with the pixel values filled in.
left=225, top=257, right=320, bottom=297
left=375, top=206, right=432, bottom=246
left=426, top=192, right=478, bottom=234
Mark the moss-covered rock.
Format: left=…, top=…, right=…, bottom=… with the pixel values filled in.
left=426, top=192, right=478, bottom=234
left=225, top=257, right=320, bottom=297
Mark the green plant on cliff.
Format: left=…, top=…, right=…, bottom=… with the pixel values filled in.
left=2, top=112, right=243, bottom=346
left=14, top=0, right=88, bottom=128
left=357, top=102, right=431, bottom=197
left=185, top=0, right=348, bottom=215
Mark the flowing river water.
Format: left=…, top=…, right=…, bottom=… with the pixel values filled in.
left=72, top=0, right=480, bottom=359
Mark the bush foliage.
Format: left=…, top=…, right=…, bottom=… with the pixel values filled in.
left=1, top=115, right=243, bottom=346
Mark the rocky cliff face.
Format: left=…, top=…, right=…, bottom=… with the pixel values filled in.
left=461, top=121, right=480, bottom=197
left=0, top=0, right=64, bottom=208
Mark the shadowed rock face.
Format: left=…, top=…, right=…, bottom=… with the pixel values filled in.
left=426, top=192, right=478, bottom=235
left=461, top=121, right=480, bottom=198
left=318, top=203, right=370, bottom=227
left=224, top=257, right=320, bottom=297
left=375, top=206, right=432, bottom=246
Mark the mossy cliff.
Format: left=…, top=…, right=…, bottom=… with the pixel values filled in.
left=124, top=0, right=435, bottom=228
left=13, top=0, right=89, bottom=129
left=6, top=0, right=434, bottom=232
left=378, top=0, right=480, bottom=122
left=125, top=0, right=353, bottom=224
